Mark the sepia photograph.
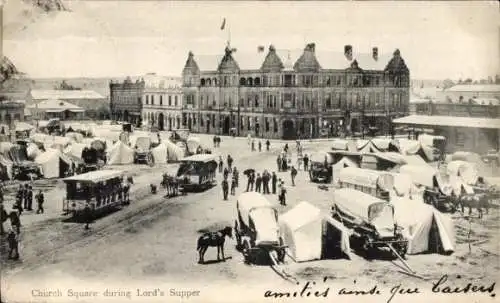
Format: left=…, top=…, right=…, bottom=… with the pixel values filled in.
left=1, top=0, right=499, bottom=302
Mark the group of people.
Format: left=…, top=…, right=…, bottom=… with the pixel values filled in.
left=212, top=136, right=222, bottom=148
left=220, top=155, right=238, bottom=200
left=0, top=182, right=45, bottom=261
left=244, top=170, right=289, bottom=206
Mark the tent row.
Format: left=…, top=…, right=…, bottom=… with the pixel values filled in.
left=279, top=199, right=455, bottom=263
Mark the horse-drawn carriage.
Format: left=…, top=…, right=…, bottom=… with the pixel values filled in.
left=234, top=192, right=287, bottom=264
left=399, top=164, right=455, bottom=212
left=62, top=169, right=131, bottom=218
left=331, top=188, right=408, bottom=259
left=133, top=136, right=154, bottom=166
left=309, top=151, right=334, bottom=183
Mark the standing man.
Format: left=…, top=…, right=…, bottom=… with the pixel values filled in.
left=218, top=156, right=224, bottom=173
left=258, top=141, right=262, bottom=152
left=222, top=177, right=229, bottom=200
left=290, top=166, right=298, bottom=186
left=230, top=175, right=237, bottom=196
left=246, top=172, right=255, bottom=192
left=35, top=190, right=44, bottom=214
left=9, top=210, right=21, bottom=234
left=233, top=167, right=239, bottom=188
left=227, top=155, right=233, bottom=173
left=262, top=171, right=270, bottom=194
left=279, top=182, right=287, bottom=206
left=271, top=172, right=278, bottom=194
left=276, top=154, right=281, bottom=172
left=251, top=140, right=255, bottom=152
left=7, top=228, right=19, bottom=260
left=223, top=167, right=229, bottom=180
left=16, top=185, right=24, bottom=214
left=83, top=201, right=92, bottom=230
left=303, top=154, right=309, bottom=171
left=266, top=140, right=270, bottom=151
left=27, top=186, right=33, bottom=211
left=255, top=173, right=262, bottom=193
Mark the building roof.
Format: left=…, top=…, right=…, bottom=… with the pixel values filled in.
left=445, top=85, right=500, bottom=93
left=30, top=89, right=105, bottom=100
left=190, top=45, right=395, bottom=72
left=393, top=115, right=500, bottom=129
left=27, top=99, right=85, bottom=112
left=142, top=73, right=182, bottom=90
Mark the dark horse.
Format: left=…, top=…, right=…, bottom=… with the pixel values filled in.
left=196, top=226, right=232, bottom=264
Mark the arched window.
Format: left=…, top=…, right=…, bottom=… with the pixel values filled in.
left=247, top=78, right=253, bottom=86
left=254, top=77, right=261, bottom=86
left=240, top=78, right=246, bottom=86
left=213, top=78, right=217, bottom=86
left=207, top=78, right=211, bottom=86
left=200, top=78, right=206, bottom=86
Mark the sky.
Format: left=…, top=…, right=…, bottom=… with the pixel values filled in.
left=3, top=0, right=500, bottom=80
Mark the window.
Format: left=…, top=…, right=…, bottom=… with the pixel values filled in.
left=274, top=76, right=280, bottom=86
left=337, top=76, right=341, bottom=85
left=201, top=116, right=204, bottom=127
left=151, top=95, right=155, bottom=105
left=174, top=96, right=178, bottom=106
left=200, top=95, right=204, bottom=108
left=265, top=118, right=270, bottom=132
left=160, top=95, right=163, bottom=105
left=146, top=95, right=149, bottom=105
left=138, top=97, right=141, bottom=104
left=254, top=95, right=259, bottom=107
left=224, top=76, right=228, bottom=86
left=274, top=118, right=278, bottom=133
left=168, top=95, right=172, bottom=106
left=284, top=75, right=293, bottom=87
left=325, top=93, right=332, bottom=108
left=247, top=117, right=251, bottom=130
left=212, top=115, right=215, bottom=127
left=337, top=92, right=342, bottom=108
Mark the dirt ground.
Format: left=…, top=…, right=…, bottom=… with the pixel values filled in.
left=1, top=134, right=499, bottom=303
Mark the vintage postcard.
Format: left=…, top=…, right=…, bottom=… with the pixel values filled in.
left=1, top=0, right=499, bottom=302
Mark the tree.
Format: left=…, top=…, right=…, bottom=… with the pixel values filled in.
left=96, top=104, right=110, bottom=120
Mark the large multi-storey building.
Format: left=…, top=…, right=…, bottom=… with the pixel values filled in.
left=109, top=77, right=145, bottom=126
left=182, top=43, right=410, bottom=139
left=141, top=74, right=183, bottom=131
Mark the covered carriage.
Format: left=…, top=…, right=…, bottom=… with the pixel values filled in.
left=331, top=188, right=408, bottom=258
left=399, top=164, right=454, bottom=211
left=234, top=192, right=286, bottom=264
left=132, top=135, right=154, bottom=166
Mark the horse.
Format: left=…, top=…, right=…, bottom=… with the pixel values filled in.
left=196, top=226, right=232, bottom=264
left=161, top=173, right=179, bottom=197
left=454, top=193, right=489, bottom=219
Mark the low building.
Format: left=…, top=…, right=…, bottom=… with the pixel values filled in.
left=109, top=77, right=145, bottom=126
left=141, top=74, right=183, bottom=131
left=393, top=114, right=500, bottom=154
left=26, top=89, right=107, bottom=119
left=437, top=84, right=500, bottom=103
left=27, top=99, right=85, bottom=121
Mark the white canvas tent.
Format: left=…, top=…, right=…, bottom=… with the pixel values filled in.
left=331, top=139, right=349, bottom=151
left=107, top=141, right=134, bottom=165
left=164, top=140, right=185, bottom=161
left=151, top=142, right=168, bottom=164
left=64, top=143, right=87, bottom=160
left=447, top=160, right=479, bottom=185
left=332, top=156, right=360, bottom=184
left=65, top=132, right=84, bottom=143
left=392, top=197, right=455, bottom=255
left=26, top=143, right=41, bottom=160
left=370, top=138, right=394, bottom=151
left=187, top=136, right=202, bottom=152
left=35, top=148, right=72, bottom=178
left=279, top=202, right=323, bottom=262
left=399, top=165, right=452, bottom=196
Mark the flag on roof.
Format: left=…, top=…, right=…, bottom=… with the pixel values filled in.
left=220, top=18, right=226, bottom=30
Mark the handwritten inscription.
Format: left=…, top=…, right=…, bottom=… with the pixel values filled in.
left=263, top=275, right=496, bottom=300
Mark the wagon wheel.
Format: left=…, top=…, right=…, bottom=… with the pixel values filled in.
left=277, top=237, right=286, bottom=263
left=242, top=240, right=252, bottom=264
left=234, top=220, right=242, bottom=250
left=392, top=235, right=408, bottom=260
left=147, top=153, right=155, bottom=167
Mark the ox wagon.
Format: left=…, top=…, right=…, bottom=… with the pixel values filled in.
left=234, top=192, right=286, bottom=264
left=331, top=188, right=408, bottom=259
left=336, top=167, right=395, bottom=201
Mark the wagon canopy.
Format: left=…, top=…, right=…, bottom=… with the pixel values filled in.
left=107, top=141, right=134, bottom=165
left=309, top=151, right=334, bottom=164
left=236, top=192, right=279, bottom=246
left=333, top=188, right=395, bottom=237
left=279, top=201, right=323, bottom=262
left=186, top=136, right=202, bottom=151
left=331, top=139, right=350, bottom=151
left=370, top=138, right=395, bottom=151
left=399, top=164, right=452, bottom=195
left=337, top=167, right=394, bottom=192
left=446, top=160, right=478, bottom=185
